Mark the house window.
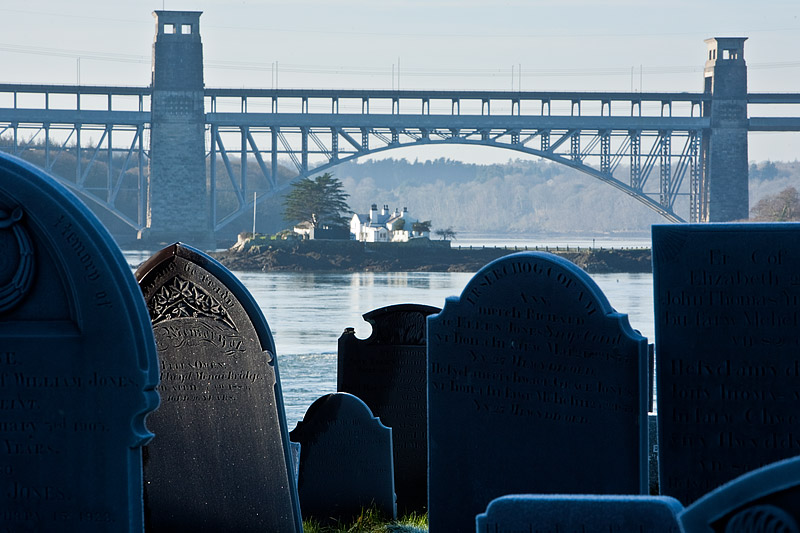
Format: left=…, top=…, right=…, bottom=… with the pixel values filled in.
left=181, top=24, right=192, bottom=35
left=164, top=23, right=175, bottom=34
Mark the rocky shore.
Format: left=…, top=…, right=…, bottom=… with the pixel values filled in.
left=211, top=236, right=652, bottom=274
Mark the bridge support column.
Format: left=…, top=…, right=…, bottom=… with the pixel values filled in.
left=139, top=11, right=213, bottom=248
left=701, top=37, right=749, bottom=222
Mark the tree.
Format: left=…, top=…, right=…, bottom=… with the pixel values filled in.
left=411, top=220, right=432, bottom=234
left=435, top=227, right=457, bottom=240
left=750, top=187, right=800, bottom=222
left=283, top=173, right=351, bottom=228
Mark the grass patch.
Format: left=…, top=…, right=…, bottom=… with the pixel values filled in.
left=302, top=507, right=428, bottom=533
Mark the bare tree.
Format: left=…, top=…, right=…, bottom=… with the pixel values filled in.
left=750, top=187, right=800, bottom=221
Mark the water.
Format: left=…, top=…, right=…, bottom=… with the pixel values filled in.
left=126, top=250, right=653, bottom=427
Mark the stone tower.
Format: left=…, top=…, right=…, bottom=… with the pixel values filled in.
left=701, top=37, right=749, bottom=222
left=139, top=11, right=212, bottom=247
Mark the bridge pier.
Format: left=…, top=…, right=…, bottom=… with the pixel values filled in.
left=701, top=37, right=749, bottom=222
left=138, top=11, right=214, bottom=249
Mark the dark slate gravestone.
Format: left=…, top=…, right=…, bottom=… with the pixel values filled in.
left=679, top=456, right=800, bottom=533
left=476, top=494, right=684, bottom=533
left=289, top=393, right=396, bottom=525
left=338, top=303, right=439, bottom=514
left=427, top=252, right=649, bottom=533
left=653, top=224, right=800, bottom=505
left=135, top=244, right=302, bottom=532
left=0, top=153, right=159, bottom=531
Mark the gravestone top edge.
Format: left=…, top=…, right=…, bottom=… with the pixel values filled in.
left=362, top=303, right=441, bottom=325
left=479, top=494, right=686, bottom=515
left=653, top=222, right=800, bottom=232
left=293, top=392, right=388, bottom=431
left=456, top=251, right=615, bottom=311
left=135, top=242, right=276, bottom=355
left=354, top=303, right=441, bottom=344
left=432, top=251, right=643, bottom=343
left=0, top=151, right=160, bottom=445
left=678, top=456, right=800, bottom=526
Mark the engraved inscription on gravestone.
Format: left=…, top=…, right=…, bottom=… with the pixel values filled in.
left=136, top=244, right=302, bottom=533
left=338, top=303, right=439, bottom=514
left=428, top=252, right=649, bottom=533
left=653, top=224, right=800, bottom=505
left=0, top=153, right=159, bottom=532
left=290, top=393, right=396, bottom=525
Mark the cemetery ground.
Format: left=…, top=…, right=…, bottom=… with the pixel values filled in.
left=213, top=233, right=652, bottom=273
left=303, top=507, right=427, bottom=533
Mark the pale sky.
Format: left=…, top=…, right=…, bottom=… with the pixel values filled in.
left=1, top=0, right=798, bottom=162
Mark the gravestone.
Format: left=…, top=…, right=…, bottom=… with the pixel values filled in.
left=476, top=494, right=684, bottom=533
left=653, top=224, right=800, bottom=505
left=135, top=244, right=302, bottom=532
left=289, top=393, right=396, bottom=524
left=679, top=456, right=800, bottom=533
left=0, top=153, right=159, bottom=531
left=338, top=303, right=439, bottom=513
left=428, top=252, right=649, bottom=533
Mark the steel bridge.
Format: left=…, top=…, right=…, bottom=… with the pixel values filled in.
left=1, top=83, right=799, bottom=236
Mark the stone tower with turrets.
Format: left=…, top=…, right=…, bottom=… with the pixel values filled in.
left=701, top=37, right=749, bottom=222
left=139, top=11, right=212, bottom=247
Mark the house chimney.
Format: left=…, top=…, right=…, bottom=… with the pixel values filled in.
left=382, top=204, right=389, bottom=215
left=370, top=204, right=378, bottom=222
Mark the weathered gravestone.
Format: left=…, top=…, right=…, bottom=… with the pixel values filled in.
left=0, top=153, right=159, bottom=531
left=679, top=456, right=800, bottom=533
left=476, top=494, right=684, bottom=533
left=338, top=303, right=439, bottom=513
left=135, top=244, right=302, bottom=532
left=290, top=393, right=396, bottom=524
left=653, top=224, right=800, bottom=505
left=427, top=252, right=649, bottom=533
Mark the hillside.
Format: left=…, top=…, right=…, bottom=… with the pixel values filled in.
left=316, top=158, right=799, bottom=237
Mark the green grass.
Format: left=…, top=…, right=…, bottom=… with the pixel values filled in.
left=302, top=507, right=428, bottom=533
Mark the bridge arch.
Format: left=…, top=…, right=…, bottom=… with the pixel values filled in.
left=239, top=134, right=686, bottom=232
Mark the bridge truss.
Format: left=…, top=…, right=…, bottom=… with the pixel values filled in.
left=1, top=85, right=799, bottom=232
left=208, top=89, right=712, bottom=229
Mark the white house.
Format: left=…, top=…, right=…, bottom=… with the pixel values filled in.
left=350, top=204, right=427, bottom=242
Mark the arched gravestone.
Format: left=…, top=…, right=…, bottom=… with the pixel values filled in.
left=0, top=153, right=159, bottom=531
left=338, top=303, right=439, bottom=514
left=135, top=244, right=302, bottom=532
left=652, top=224, right=800, bottom=505
left=476, top=494, right=684, bottom=533
left=290, top=393, right=396, bottom=525
left=427, top=252, right=649, bottom=533
left=679, top=456, right=800, bottom=533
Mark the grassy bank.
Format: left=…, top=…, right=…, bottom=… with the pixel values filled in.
left=303, top=509, right=427, bottom=533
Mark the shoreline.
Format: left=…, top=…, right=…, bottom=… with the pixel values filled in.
left=211, top=238, right=652, bottom=274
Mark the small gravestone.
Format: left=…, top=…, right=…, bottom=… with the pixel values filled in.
left=0, top=153, right=159, bottom=531
left=290, top=393, right=396, bottom=525
left=476, top=494, right=684, bottom=533
left=136, top=244, right=302, bottom=532
left=428, top=252, right=649, bottom=533
left=653, top=224, right=800, bottom=505
left=338, top=303, right=439, bottom=514
left=679, top=456, right=800, bottom=532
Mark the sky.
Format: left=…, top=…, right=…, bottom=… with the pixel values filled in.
left=0, top=0, right=798, bottom=163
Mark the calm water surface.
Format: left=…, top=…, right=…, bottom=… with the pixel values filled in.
left=126, top=250, right=654, bottom=426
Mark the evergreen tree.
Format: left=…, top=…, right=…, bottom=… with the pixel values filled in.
left=283, top=173, right=351, bottom=228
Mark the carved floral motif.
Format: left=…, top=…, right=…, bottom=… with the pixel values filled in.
left=0, top=206, right=35, bottom=314
left=149, top=276, right=236, bottom=330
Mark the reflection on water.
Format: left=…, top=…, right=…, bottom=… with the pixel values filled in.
left=125, top=251, right=654, bottom=426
